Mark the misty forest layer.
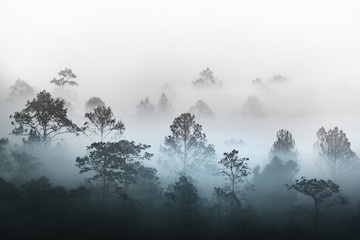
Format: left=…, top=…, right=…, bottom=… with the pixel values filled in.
left=0, top=68, right=359, bottom=240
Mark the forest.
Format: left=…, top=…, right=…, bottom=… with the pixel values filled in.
left=0, top=68, right=359, bottom=240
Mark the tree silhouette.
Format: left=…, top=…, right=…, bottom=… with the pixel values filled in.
left=137, top=97, right=155, bottom=116
left=269, top=74, right=288, bottom=83
left=241, top=95, right=265, bottom=117
left=22, top=176, right=52, bottom=199
left=85, top=96, right=105, bottom=112
left=165, top=175, right=200, bottom=235
left=157, top=92, right=171, bottom=115
left=165, top=175, right=199, bottom=211
left=9, top=79, right=34, bottom=98
left=212, top=187, right=229, bottom=227
left=270, top=129, right=298, bottom=161
left=218, top=149, right=250, bottom=203
left=22, top=129, right=41, bottom=145
left=287, top=177, right=342, bottom=236
left=10, top=150, right=42, bottom=183
left=50, top=68, right=78, bottom=88
left=315, top=126, right=357, bottom=180
left=84, top=105, right=125, bottom=142
left=10, top=90, right=83, bottom=145
left=189, top=100, right=213, bottom=118
left=0, top=138, right=11, bottom=176
left=160, top=113, right=216, bottom=176
left=193, top=67, right=221, bottom=87
left=76, top=140, right=152, bottom=197
left=252, top=78, right=264, bottom=86
left=250, top=156, right=299, bottom=224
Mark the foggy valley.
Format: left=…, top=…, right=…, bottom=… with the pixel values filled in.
left=1, top=0, right=360, bottom=239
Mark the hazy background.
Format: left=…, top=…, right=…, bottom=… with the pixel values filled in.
left=0, top=0, right=359, bottom=186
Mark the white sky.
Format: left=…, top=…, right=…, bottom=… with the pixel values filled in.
left=1, top=0, right=359, bottom=92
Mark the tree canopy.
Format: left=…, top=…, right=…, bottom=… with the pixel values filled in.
left=76, top=140, right=152, bottom=196
left=85, top=97, right=105, bottom=112
left=157, top=92, right=171, bottom=115
left=270, top=129, right=298, bottom=161
left=9, top=79, right=35, bottom=98
left=137, top=97, right=155, bottom=116
left=189, top=100, right=213, bottom=118
left=192, top=67, right=221, bottom=87
left=160, top=113, right=216, bottom=176
left=218, top=149, right=250, bottom=199
left=287, top=177, right=340, bottom=203
left=50, top=68, right=78, bottom=88
left=241, top=95, right=265, bottom=117
left=10, top=90, right=83, bottom=144
left=315, top=126, right=357, bottom=180
left=84, top=105, right=125, bottom=142
left=287, top=176, right=342, bottom=236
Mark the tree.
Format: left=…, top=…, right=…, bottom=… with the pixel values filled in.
left=0, top=177, right=22, bottom=201
left=22, top=129, right=41, bottom=145
left=137, top=97, right=155, bottom=116
left=160, top=113, right=216, bottom=176
left=9, top=79, right=34, bottom=98
left=287, top=177, right=342, bottom=236
left=134, top=165, right=161, bottom=198
left=0, top=138, right=11, bottom=176
left=193, top=67, right=221, bottom=87
left=50, top=68, right=78, bottom=88
left=252, top=78, right=263, bottom=86
left=241, top=95, right=265, bottom=117
left=270, top=129, right=298, bottom=161
left=85, top=97, right=105, bottom=113
left=84, top=105, right=125, bottom=142
left=22, top=176, right=52, bottom=199
left=250, top=156, right=299, bottom=224
left=315, top=126, right=357, bottom=180
left=164, top=175, right=200, bottom=235
left=10, top=90, right=83, bottom=145
left=212, top=187, right=229, bottom=227
left=218, top=150, right=251, bottom=201
left=0, top=138, right=9, bottom=156
left=157, top=92, right=171, bottom=115
left=189, top=100, right=213, bottom=118
left=75, top=140, right=152, bottom=197
left=269, top=74, right=288, bottom=83
left=10, top=150, right=42, bottom=183
left=165, top=176, right=199, bottom=211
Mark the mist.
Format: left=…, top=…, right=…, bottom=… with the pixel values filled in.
left=1, top=0, right=360, bottom=239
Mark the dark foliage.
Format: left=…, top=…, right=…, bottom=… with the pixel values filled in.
left=287, top=177, right=344, bottom=236
left=218, top=150, right=251, bottom=199
left=315, top=126, right=357, bottom=180
left=10, top=90, right=84, bottom=144
left=270, top=129, right=298, bottom=161
left=160, top=113, right=216, bottom=176
left=76, top=140, right=152, bottom=197
left=50, top=68, right=78, bottom=88
left=84, top=105, right=125, bottom=142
